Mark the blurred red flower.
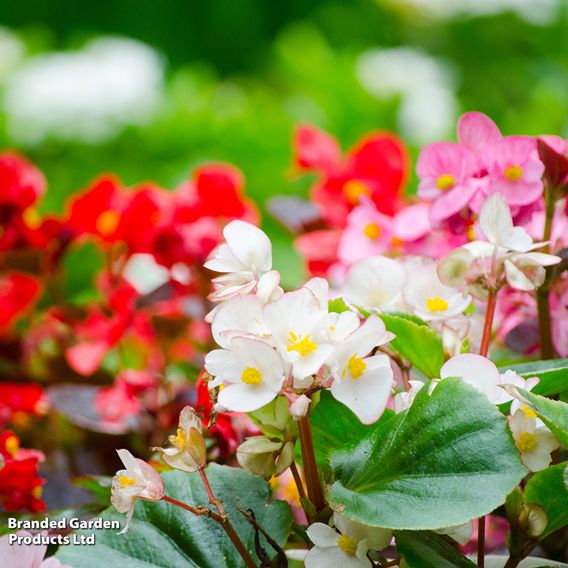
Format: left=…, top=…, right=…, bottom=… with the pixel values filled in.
left=0, top=272, right=42, bottom=332
left=0, top=431, right=46, bottom=512
left=293, top=124, right=408, bottom=227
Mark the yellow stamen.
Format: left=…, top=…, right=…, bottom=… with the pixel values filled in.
left=346, top=354, right=367, bottom=379
left=504, top=165, right=523, bottom=181
left=31, top=486, right=43, bottom=499
left=426, top=297, right=449, bottom=312
left=118, top=475, right=137, bottom=488
left=241, top=367, right=262, bottom=385
left=96, top=210, right=120, bottom=236
left=363, top=222, right=381, bottom=240
left=287, top=332, right=318, bottom=357
left=4, top=435, right=19, bottom=457
left=436, top=174, right=455, bottom=190
left=343, top=180, right=371, bottom=205
left=337, top=534, right=357, bottom=556
left=172, top=428, right=186, bottom=449
left=516, top=432, right=538, bottom=452
left=521, top=405, right=537, bottom=419
left=22, top=208, right=41, bottom=229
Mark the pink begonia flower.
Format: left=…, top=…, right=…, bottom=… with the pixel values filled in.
left=336, top=200, right=394, bottom=265
left=458, top=111, right=502, bottom=169
left=485, top=136, right=544, bottom=207
left=0, top=531, right=71, bottom=568
left=392, top=203, right=468, bottom=258
left=417, top=141, right=480, bottom=224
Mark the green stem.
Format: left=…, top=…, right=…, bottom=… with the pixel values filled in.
left=298, top=414, right=326, bottom=513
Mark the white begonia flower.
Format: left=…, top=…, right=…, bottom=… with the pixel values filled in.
left=393, top=380, right=426, bottom=413
left=205, top=220, right=276, bottom=302
left=439, top=193, right=560, bottom=298
left=306, top=512, right=392, bottom=568
left=152, top=407, right=206, bottom=473
left=210, top=295, right=267, bottom=348
left=111, top=449, right=164, bottom=534
left=326, top=316, right=395, bottom=424
left=440, top=354, right=503, bottom=403
left=204, top=336, right=286, bottom=412
left=498, top=370, right=540, bottom=413
left=342, top=256, right=406, bottom=312
left=403, top=263, right=471, bottom=321
left=510, top=409, right=559, bottom=472
left=263, top=286, right=333, bottom=386
left=304, top=276, right=361, bottom=343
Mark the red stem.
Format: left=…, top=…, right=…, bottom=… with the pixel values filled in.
left=298, top=414, right=326, bottom=512
left=199, top=468, right=226, bottom=516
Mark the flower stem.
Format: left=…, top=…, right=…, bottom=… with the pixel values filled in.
left=289, top=459, right=312, bottom=523
left=196, top=470, right=257, bottom=568
left=479, top=290, right=497, bottom=358
left=477, top=288, right=499, bottom=568
left=536, top=188, right=556, bottom=359
left=298, top=414, right=326, bottom=513
left=199, top=468, right=226, bottom=516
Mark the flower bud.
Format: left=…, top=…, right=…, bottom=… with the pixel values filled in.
left=152, top=406, right=206, bottom=473
left=289, top=395, right=311, bottom=420
left=236, top=436, right=293, bottom=480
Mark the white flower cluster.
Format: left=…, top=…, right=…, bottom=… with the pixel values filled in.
left=203, top=220, right=395, bottom=424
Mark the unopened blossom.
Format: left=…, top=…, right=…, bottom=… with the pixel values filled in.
left=289, top=393, right=312, bottom=420
left=342, top=256, right=406, bottom=312
left=152, top=406, right=206, bottom=473
left=205, top=336, right=286, bottom=412
left=263, top=286, right=332, bottom=385
left=509, top=409, right=559, bottom=472
left=306, top=512, right=392, bottom=568
left=236, top=436, right=293, bottom=480
left=416, top=141, right=480, bottom=224
left=111, top=449, right=164, bottom=534
left=205, top=220, right=275, bottom=302
left=438, top=193, right=560, bottom=298
left=403, top=263, right=471, bottom=321
left=326, top=316, right=394, bottom=424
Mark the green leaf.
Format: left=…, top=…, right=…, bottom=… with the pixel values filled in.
left=524, top=463, right=568, bottom=539
left=328, top=297, right=351, bottom=314
left=62, top=242, right=104, bottom=303
left=57, top=464, right=292, bottom=568
left=507, top=387, right=568, bottom=446
left=379, top=313, right=445, bottom=379
left=499, top=359, right=568, bottom=396
left=395, top=530, right=477, bottom=568
left=300, top=390, right=394, bottom=479
left=328, top=378, right=526, bottom=530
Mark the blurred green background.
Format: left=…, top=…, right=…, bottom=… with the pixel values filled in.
left=1, top=0, right=567, bottom=286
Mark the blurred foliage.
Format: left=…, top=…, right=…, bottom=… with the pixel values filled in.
left=0, top=0, right=567, bottom=287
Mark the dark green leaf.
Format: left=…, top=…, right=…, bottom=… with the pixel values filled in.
left=379, top=313, right=445, bottom=379
left=57, top=464, right=292, bottom=568
left=524, top=463, right=568, bottom=539
left=499, top=359, right=568, bottom=396
left=395, top=530, right=477, bottom=567
left=299, top=390, right=394, bottom=479
left=328, top=378, right=526, bottom=529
